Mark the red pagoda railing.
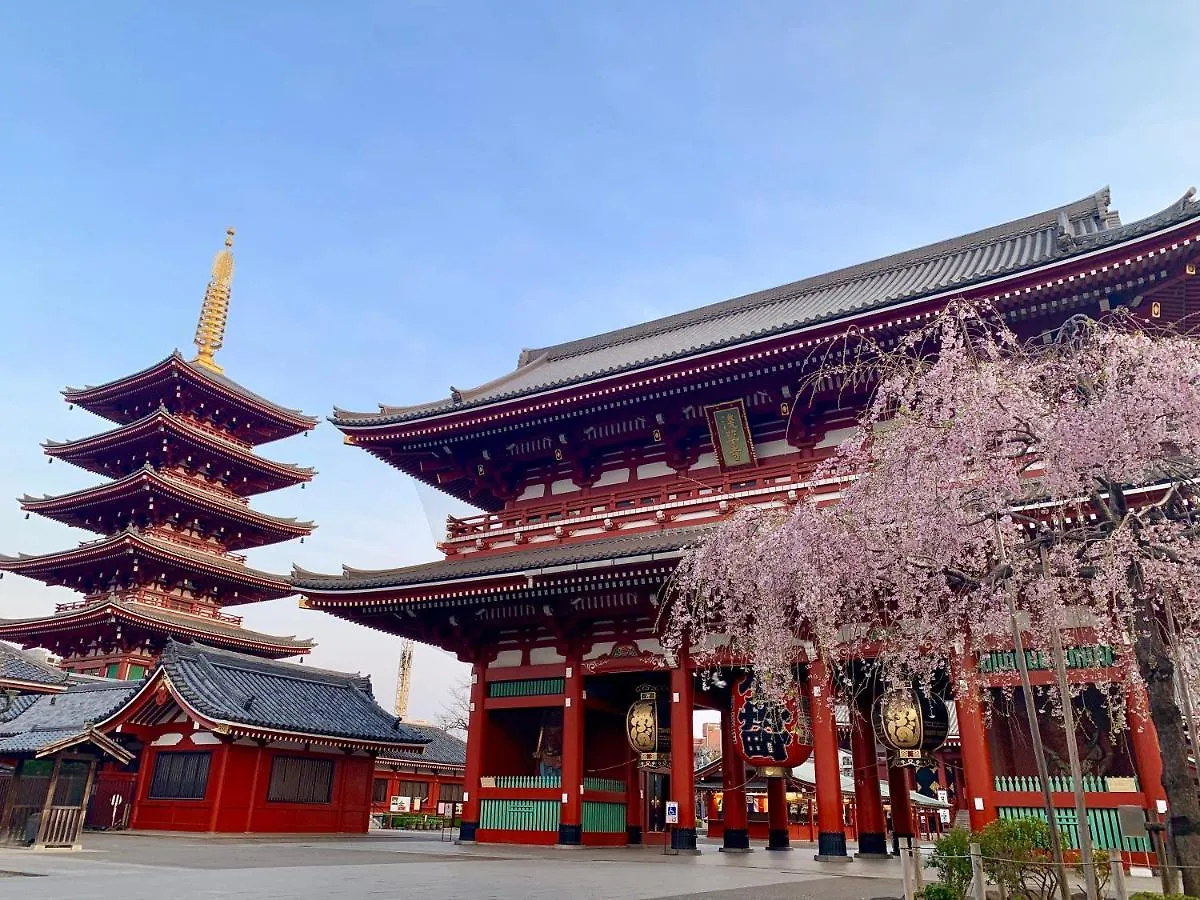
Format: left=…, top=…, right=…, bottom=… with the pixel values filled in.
left=57, top=592, right=243, bottom=626
left=442, top=454, right=834, bottom=544
left=142, top=526, right=248, bottom=563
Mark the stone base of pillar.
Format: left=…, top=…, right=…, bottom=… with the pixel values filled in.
left=720, top=828, right=751, bottom=852
left=626, top=825, right=643, bottom=845
left=458, top=821, right=478, bottom=843
left=670, top=827, right=699, bottom=853
left=856, top=832, right=890, bottom=858
left=814, top=831, right=850, bottom=862
left=766, top=829, right=792, bottom=851
left=557, top=823, right=582, bottom=846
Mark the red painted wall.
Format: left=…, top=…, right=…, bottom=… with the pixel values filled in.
left=127, top=725, right=375, bottom=834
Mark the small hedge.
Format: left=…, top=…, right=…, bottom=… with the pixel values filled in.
left=1130, top=893, right=1200, bottom=900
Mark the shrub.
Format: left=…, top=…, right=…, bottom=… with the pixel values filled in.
left=920, top=883, right=960, bottom=900
left=925, top=828, right=974, bottom=900
left=1130, top=894, right=1200, bottom=900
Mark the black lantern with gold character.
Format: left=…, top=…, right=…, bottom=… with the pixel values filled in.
left=627, top=685, right=668, bottom=768
left=871, top=685, right=949, bottom=767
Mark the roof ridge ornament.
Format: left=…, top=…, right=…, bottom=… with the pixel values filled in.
left=193, top=228, right=236, bottom=375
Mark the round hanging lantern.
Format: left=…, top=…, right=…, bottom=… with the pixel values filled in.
left=626, top=685, right=661, bottom=766
left=731, top=673, right=813, bottom=778
left=871, top=685, right=950, bottom=767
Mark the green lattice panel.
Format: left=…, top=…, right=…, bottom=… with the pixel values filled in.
left=996, top=807, right=1150, bottom=852
left=487, top=678, right=566, bottom=698
left=582, top=777, right=624, bottom=793
left=479, top=799, right=560, bottom=832
left=582, top=801, right=627, bottom=834
left=491, top=774, right=561, bottom=789
left=979, top=646, right=1115, bottom=674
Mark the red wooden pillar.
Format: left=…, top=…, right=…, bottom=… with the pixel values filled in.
left=954, top=655, right=997, bottom=830
left=1126, top=685, right=1167, bottom=814
left=625, top=757, right=644, bottom=844
left=458, top=663, right=487, bottom=842
left=888, top=765, right=917, bottom=854
left=767, top=775, right=790, bottom=851
left=719, top=706, right=750, bottom=851
left=809, top=658, right=849, bottom=861
left=559, top=655, right=584, bottom=845
left=669, top=662, right=698, bottom=852
left=205, top=742, right=233, bottom=833
left=851, top=700, right=889, bottom=858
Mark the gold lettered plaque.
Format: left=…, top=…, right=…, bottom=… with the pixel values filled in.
left=703, top=400, right=758, bottom=472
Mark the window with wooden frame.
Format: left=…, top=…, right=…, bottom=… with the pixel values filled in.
left=394, top=779, right=429, bottom=800
left=148, top=751, right=212, bottom=800
left=438, top=783, right=464, bottom=803
left=372, top=778, right=389, bottom=803
left=267, top=756, right=335, bottom=804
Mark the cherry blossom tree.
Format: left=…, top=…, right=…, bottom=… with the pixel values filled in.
left=663, top=302, right=1200, bottom=890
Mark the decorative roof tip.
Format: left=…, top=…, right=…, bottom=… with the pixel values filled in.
left=193, top=227, right=236, bottom=375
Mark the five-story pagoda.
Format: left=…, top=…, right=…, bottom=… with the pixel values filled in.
left=0, top=230, right=318, bottom=678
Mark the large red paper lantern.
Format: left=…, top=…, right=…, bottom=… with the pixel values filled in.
left=731, top=673, right=813, bottom=777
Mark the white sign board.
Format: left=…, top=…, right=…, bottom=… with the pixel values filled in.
left=390, top=796, right=411, bottom=813
left=665, top=801, right=679, bottom=825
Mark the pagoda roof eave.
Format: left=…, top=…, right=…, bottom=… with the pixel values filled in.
left=19, top=466, right=316, bottom=545
left=42, top=407, right=316, bottom=488
left=0, top=529, right=294, bottom=600
left=331, top=185, right=1200, bottom=433
left=0, top=600, right=314, bottom=656
left=63, top=352, right=318, bottom=436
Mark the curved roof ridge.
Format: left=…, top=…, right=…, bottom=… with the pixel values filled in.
left=20, top=466, right=316, bottom=531
left=42, top=408, right=316, bottom=477
left=529, top=188, right=1114, bottom=365
left=63, top=351, right=317, bottom=428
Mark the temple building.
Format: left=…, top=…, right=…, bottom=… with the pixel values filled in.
left=0, top=230, right=317, bottom=676
left=0, top=641, right=428, bottom=841
left=296, top=185, right=1200, bottom=856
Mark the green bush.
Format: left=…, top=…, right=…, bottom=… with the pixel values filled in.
left=919, top=883, right=960, bottom=900
left=977, top=816, right=1058, bottom=900
left=1130, top=893, right=1200, bottom=900
left=925, top=828, right=974, bottom=900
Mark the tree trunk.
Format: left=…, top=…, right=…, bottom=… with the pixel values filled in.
left=1133, top=601, right=1200, bottom=897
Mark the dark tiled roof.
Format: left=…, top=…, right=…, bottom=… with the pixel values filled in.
left=0, top=641, right=69, bottom=688
left=20, top=465, right=315, bottom=546
left=158, top=641, right=428, bottom=747
left=0, top=599, right=314, bottom=654
left=293, top=525, right=710, bottom=592
left=64, top=352, right=318, bottom=431
left=379, top=723, right=465, bottom=766
left=334, top=186, right=1200, bottom=428
left=0, top=681, right=138, bottom=754
left=0, top=528, right=293, bottom=598
left=43, top=407, right=316, bottom=484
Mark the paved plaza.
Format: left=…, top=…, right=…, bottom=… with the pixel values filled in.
left=0, top=832, right=907, bottom=899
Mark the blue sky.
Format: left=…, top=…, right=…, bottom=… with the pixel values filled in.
left=1, top=2, right=1197, bottom=723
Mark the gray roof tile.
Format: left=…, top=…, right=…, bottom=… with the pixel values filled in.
left=334, top=187, right=1200, bottom=428
left=0, top=642, right=69, bottom=688
left=379, top=723, right=465, bottom=766
left=293, top=525, right=709, bottom=592
left=0, top=598, right=314, bottom=654
left=158, top=641, right=428, bottom=747
left=0, top=681, right=139, bottom=749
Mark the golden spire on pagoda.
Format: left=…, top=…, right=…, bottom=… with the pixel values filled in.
left=192, top=227, right=236, bottom=374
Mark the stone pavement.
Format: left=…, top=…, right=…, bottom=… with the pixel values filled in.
left=0, top=832, right=907, bottom=899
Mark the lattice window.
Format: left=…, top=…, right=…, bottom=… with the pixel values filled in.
left=148, top=751, right=211, bottom=800
left=267, top=756, right=334, bottom=804
left=394, top=779, right=429, bottom=800
left=438, top=783, right=464, bottom=803
left=372, top=778, right=389, bottom=803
